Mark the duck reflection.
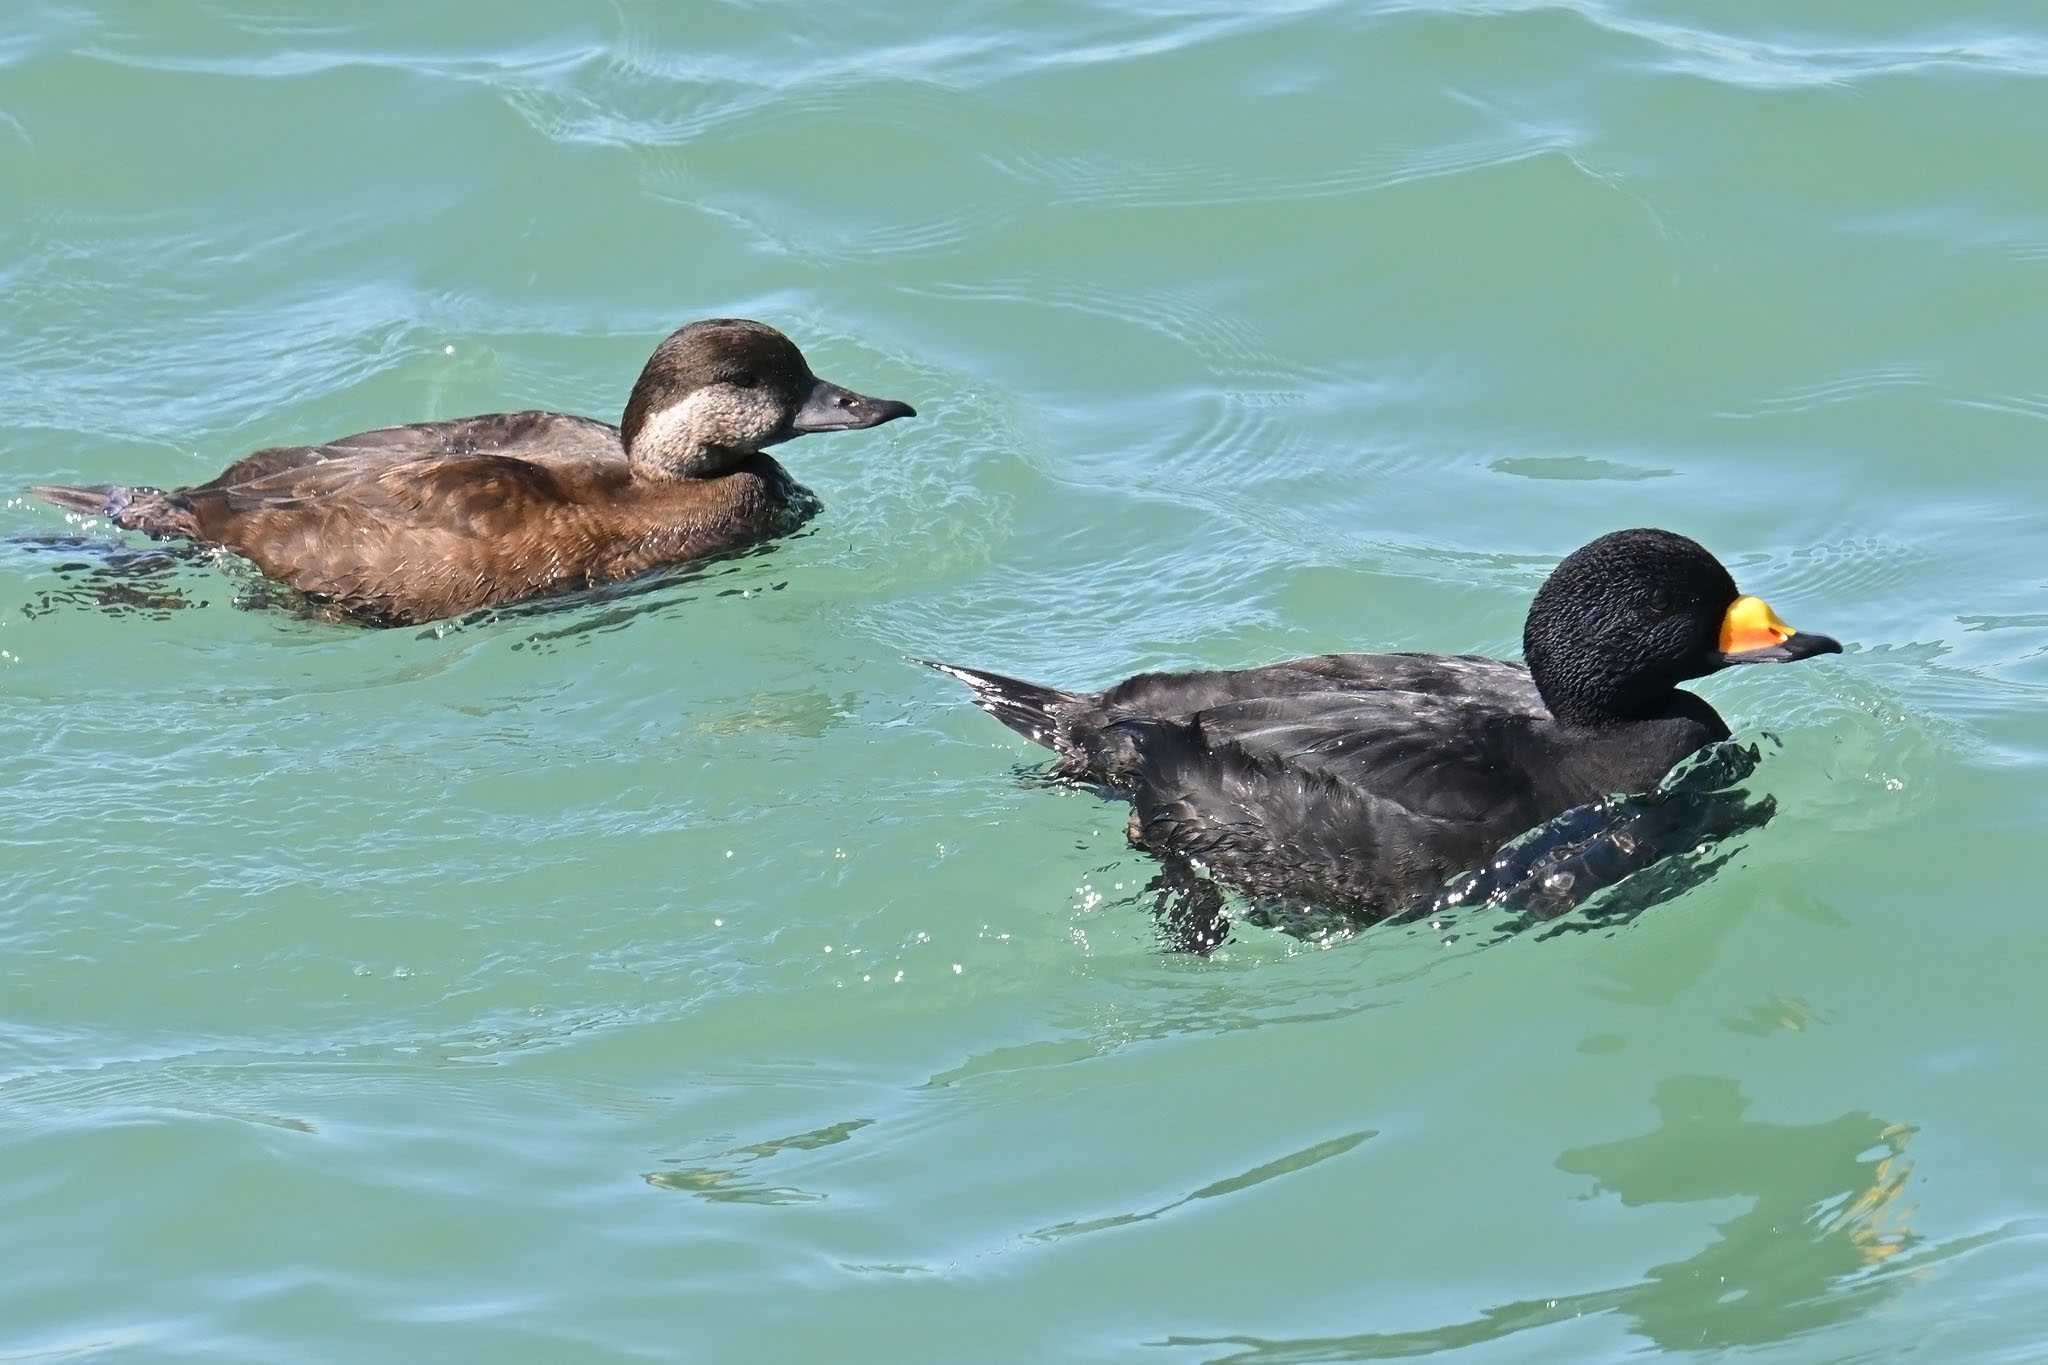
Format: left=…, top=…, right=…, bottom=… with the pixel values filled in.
left=642, top=1117, right=872, bottom=1206
left=1163, top=1075, right=1920, bottom=1359
left=1555, top=1075, right=1916, bottom=1335
left=12, top=533, right=209, bottom=619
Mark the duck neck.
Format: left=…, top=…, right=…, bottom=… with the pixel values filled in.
left=1543, top=682, right=1726, bottom=737
left=627, top=434, right=751, bottom=481
left=1528, top=692, right=1731, bottom=807
left=623, top=398, right=756, bottom=481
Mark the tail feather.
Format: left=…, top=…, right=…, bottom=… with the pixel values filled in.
left=914, top=658, right=1081, bottom=752
left=32, top=483, right=132, bottom=519
left=32, top=483, right=198, bottom=537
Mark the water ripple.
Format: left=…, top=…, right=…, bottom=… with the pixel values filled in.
left=985, top=128, right=1580, bottom=211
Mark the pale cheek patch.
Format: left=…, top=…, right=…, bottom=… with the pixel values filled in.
left=633, top=388, right=785, bottom=473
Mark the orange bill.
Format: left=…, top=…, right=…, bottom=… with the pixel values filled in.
left=1717, top=594, right=1842, bottom=664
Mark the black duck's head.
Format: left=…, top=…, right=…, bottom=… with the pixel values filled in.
left=620, top=318, right=916, bottom=478
left=1522, top=528, right=1842, bottom=727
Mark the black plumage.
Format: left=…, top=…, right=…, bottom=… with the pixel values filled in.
left=923, top=528, right=1841, bottom=920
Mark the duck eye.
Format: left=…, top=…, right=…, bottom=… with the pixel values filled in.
left=723, top=371, right=758, bottom=389
left=1647, top=587, right=1673, bottom=613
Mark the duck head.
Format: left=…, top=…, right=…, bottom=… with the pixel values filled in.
left=1522, top=528, right=1842, bottom=727
left=620, top=318, right=916, bottom=479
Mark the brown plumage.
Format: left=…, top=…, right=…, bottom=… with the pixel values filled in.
left=33, top=319, right=915, bottom=625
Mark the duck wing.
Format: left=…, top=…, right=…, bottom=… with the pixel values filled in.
left=922, top=651, right=1543, bottom=784
left=188, top=449, right=584, bottom=532
left=195, top=411, right=622, bottom=492
left=159, top=452, right=604, bottom=622
left=1115, top=686, right=1555, bottom=915
left=1099, top=652, right=1542, bottom=723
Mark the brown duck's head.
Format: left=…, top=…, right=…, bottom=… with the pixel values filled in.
left=619, top=319, right=916, bottom=479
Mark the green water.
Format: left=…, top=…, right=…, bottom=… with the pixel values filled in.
left=5, top=1, right=2047, bottom=1359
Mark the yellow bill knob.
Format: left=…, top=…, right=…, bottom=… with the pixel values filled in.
left=1719, top=594, right=1796, bottom=655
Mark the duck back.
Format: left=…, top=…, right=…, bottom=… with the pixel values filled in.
left=927, top=650, right=1722, bottom=917
left=78, top=417, right=811, bottom=625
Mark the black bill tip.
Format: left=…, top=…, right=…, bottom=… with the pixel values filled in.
left=1719, top=631, right=1844, bottom=666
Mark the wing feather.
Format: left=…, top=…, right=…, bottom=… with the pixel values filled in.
left=1100, top=657, right=1556, bottom=913
left=195, top=412, right=623, bottom=493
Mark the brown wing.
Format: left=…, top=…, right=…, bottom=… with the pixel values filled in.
left=193, top=411, right=624, bottom=492
left=189, top=453, right=612, bottom=622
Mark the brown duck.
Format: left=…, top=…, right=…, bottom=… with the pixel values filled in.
left=33, top=318, right=916, bottom=625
